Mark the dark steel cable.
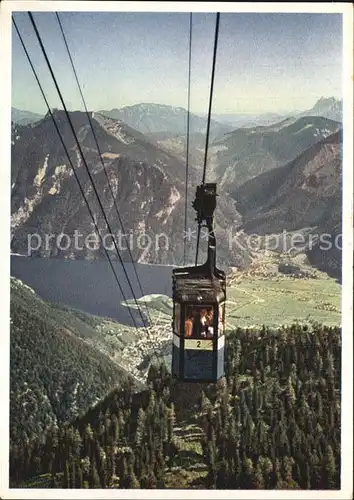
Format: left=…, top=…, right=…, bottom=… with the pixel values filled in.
left=27, top=11, right=150, bottom=334
left=195, top=224, right=201, bottom=267
left=195, top=12, right=220, bottom=266
left=55, top=11, right=153, bottom=327
left=12, top=16, right=140, bottom=332
left=202, top=12, right=220, bottom=185
left=183, top=12, right=192, bottom=266
left=15, top=16, right=164, bottom=368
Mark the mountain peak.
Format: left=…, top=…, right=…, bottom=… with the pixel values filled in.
left=298, top=96, right=342, bottom=122
left=317, top=96, right=337, bottom=105
left=11, top=107, right=43, bottom=126
left=98, top=103, right=232, bottom=137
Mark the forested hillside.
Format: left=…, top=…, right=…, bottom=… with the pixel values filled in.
left=10, top=278, right=139, bottom=452
left=10, top=323, right=341, bottom=490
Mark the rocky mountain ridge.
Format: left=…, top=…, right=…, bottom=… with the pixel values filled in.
left=11, top=107, right=43, bottom=126
left=298, top=96, right=342, bottom=123
left=209, top=115, right=341, bottom=191
left=98, top=102, right=232, bottom=139
left=10, top=110, right=247, bottom=268
left=233, top=131, right=342, bottom=278
left=10, top=104, right=342, bottom=277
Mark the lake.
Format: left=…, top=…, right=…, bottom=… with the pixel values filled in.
left=11, top=256, right=173, bottom=326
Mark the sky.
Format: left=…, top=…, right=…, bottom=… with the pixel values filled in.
left=12, top=11, right=343, bottom=115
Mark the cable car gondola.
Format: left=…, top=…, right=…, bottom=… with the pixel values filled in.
left=172, top=183, right=226, bottom=382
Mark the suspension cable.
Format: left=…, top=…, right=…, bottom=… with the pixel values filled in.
left=55, top=11, right=153, bottom=327
left=202, top=12, right=220, bottom=185
left=195, top=223, right=202, bottom=267
left=12, top=16, right=141, bottom=332
left=14, top=15, right=164, bottom=368
left=27, top=12, right=150, bottom=335
left=195, top=12, right=220, bottom=266
left=183, top=12, right=192, bottom=266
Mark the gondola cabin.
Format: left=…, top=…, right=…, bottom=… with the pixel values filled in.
left=171, top=183, right=226, bottom=382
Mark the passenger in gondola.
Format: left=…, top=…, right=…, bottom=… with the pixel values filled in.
left=185, top=314, right=194, bottom=337
left=200, top=309, right=208, bottom=338
left=206, top=309, right=214, bottom=338
left=218, top=305, right=224, bottom=335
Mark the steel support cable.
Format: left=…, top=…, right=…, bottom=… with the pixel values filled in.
left=183, top=12, right=193, bottom=266
left=55, top=12, right=153, bottom=328
left=195, top=223, right=202, bottom=267
left=27, top=12, right=150, bottom=334
left=14, top=16, right=163, bottom=369
left=195, top=12, right=220, bottom=266
left=12, top=16, right=140, bottom=333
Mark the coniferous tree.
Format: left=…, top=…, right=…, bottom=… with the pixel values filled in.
left=10, top=324, right=341, bottom=491
left=90, top=459, right=101, bottom=489
left=63, top=460, right=69, bottom=488
left=74, top=460, right=83, bottom=488
left=135, top=408, right=146, bottom=447
left=252, top=462, right=265, bottom=489
left=323, top=444, right=337, bottom=489
left=167, top=403, right=175, bottom=443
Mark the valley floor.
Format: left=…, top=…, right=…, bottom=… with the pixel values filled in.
left=10, top=273, right=342, bottom=491
left=85, top=269, right=341, bottom=382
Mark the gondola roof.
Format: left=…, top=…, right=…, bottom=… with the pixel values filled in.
left=173, top=261, right=226, bottom=303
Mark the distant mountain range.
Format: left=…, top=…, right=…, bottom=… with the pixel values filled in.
left=209, top=115, right=341, bottom=190
left=10, top=110, right=246, bottom=268
left=197, top=97, right=342, bottom=128
left=93, top=99, right=342, bottom=183
left=233, top=131, right=342, bottom=278
left=203, top=111, right=288, bottom=129
left=11, top=107, right=43, bottom=126
left=11, top=110, right=186, bottom=263
left=11, top=96, right=342, bottom=131
left=10, top=99, right=342, bottom=277
left=234, top=130, right=342, bottom=231
left=98, top=97, right=342, bottom=135
left=98, top=102, right=233, bottom=139
left=299, top=96, right=342, bottom=123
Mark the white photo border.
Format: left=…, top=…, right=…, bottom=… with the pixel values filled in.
left=0, top=2, right=352, bottom=499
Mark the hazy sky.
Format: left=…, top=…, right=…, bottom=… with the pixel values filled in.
left=12, top=11, right=343, bottom=115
